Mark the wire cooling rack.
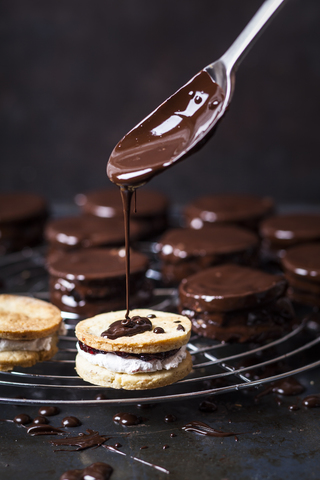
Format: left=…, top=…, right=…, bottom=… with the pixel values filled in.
left=0, top=246, right=320, bottom=406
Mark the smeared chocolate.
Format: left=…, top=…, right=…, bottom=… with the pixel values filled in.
left=50, top=429, right=109, bottom=451
left=60, top=462, right=113, bottom=480
left=182, top=421, right=241, bottom=437
left=256, top=377, right=305, bottom=398
left=113, top=413, right=142, bottom=426
left=101, top=316, right=152, bottom=339
left=27, top=424, right=65, bottom=436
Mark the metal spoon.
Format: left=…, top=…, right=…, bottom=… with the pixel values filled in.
left=108, top=0, right=288, bottom=187
left=205, top=0, right=287, bottom=113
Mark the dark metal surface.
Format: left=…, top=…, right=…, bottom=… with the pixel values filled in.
left=1, top=243, right=320, bottom=479
left=1, top=369, right=320, bottom=480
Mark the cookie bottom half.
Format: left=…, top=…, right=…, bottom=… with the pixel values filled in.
left=75, top=351, right=193, bottom=390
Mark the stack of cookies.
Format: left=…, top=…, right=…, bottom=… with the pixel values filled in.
left=179, top=264, right=296, bottom=343
left=0, top=294, right=62, bottom=371
left=75, top=309, right=192, bottom=390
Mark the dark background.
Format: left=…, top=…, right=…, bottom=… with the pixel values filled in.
left=1, top=0, right=320, bottom=208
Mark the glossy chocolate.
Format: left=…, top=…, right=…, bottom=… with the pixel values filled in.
left=101, top=316, right=152, bottom=339
left=302, top=394, right=320, bottom=408
left=27, top=424, right=65, bottom=436
left=158, top=225, right=259, bottom=284
left=45, top=215, right=143, bottom=250
left=113, top=412, right=142, bottom=426
left=179, top=264, right=287, bottom=313
left=182, top=421, right=240, bottom=437
left=184, top=194, right=274, bottom=230
left=50, top=429, right=109, bottom=451
left=48, top=247, right=151, bottom=317
left=260, top=214, right=320, bottom=248
left=13, top=413, right=32, bottom=425
left=107, top=70, right=224, bottom=187
left=282, top=243, right=320, bottom=283
left=61, top=416, right=82, bottom=427
left=60, top=462, right=113, bottom=480
left=38, top=406, right=60, bottom=416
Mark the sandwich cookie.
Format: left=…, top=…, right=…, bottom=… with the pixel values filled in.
left=157, top=225, right=259, bottom=285
left=179, top=264, right=295, bottom=343
left=281, top=243, right=320, bottom=307
left=260, top=213, right=320, bottom=262
left=184, top=194, right=274, bottom=231
left=47, top=248, right=152, bottom=318
left=0, top=294, right=62, bottom=371
left=75, top=188, right=169, bottom=238
left=75, top=309, right=192, bottom=390
left=0, top=192, right=48, bottom=255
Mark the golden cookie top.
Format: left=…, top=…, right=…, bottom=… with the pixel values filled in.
left=75, top=309, right=191, bottom=354
left=0, top=294, right=62, bottom=340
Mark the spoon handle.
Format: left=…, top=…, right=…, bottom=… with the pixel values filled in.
left=221, top=0, right=287, bottom=73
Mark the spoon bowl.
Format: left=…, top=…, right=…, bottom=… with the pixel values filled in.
left=107, top=0, right=287, bottom=188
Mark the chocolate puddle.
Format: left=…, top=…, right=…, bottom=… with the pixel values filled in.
left=50, top=429, right=109, bottom=451
left=256, top=377, right=305, bottom=399
left=182, top=421, right=243, bottom=438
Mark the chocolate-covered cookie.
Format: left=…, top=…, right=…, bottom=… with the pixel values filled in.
left=179, top=264, right=294, bottom=343
left=75, top=188, right=169, bottom=237
left=0, top=192, right=48, bottom=254
left=157, top=225, right=259, bottom=284
left=184, top=194, right=274, bottom=231
left=260, top=213, right=320, bottom=261
left=281, top=243, right=320, bottom=307
left=47, top=248, right=152, bottom=317
left=45, top=215, right=143, bottom=255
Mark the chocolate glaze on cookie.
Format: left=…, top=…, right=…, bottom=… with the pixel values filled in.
left=179, top=264, right=287, bottom=313
left=47, top=248, right=151, bottom=317
left=281, top=243, right=320, bottom=307
left=0, top=192, right=48, bottom=254
left=184, top=194, right=274, bottom=231
left=260, top=214, right=320, bottom=249
left=76, top=188, right=169, bottom=238
left=45, top=215, right=143, bottom=252
left=158, top=225, right=259, bottom=284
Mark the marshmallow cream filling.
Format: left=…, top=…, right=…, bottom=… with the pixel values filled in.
left=0, top=336, right=54, bottom=352
left=76, top=342, right=187, bottom=374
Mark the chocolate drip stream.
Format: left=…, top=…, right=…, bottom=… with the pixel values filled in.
left=120, top=187, right=133, bottom=319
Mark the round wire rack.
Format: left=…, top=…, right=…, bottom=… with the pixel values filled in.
left=1, top=246, right=320, bottom=406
